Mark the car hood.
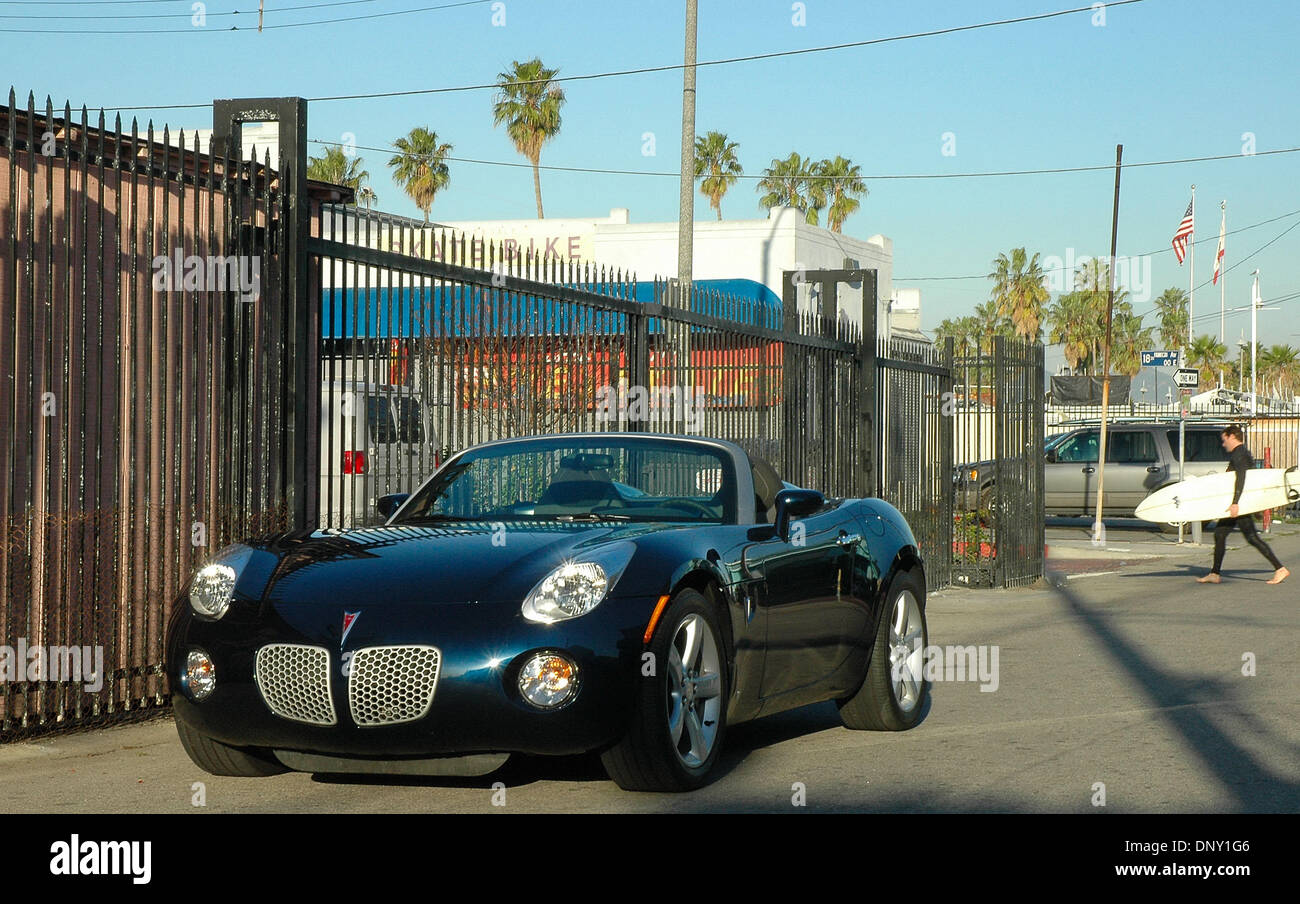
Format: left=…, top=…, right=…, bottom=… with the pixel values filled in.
left=239, top=522, right=668, bottom=606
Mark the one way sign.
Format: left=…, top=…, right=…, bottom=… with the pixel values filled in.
left=1174, top=368, right=1200, bottom=388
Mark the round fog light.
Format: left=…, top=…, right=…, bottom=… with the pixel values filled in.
left=518, top=653, right=578, bottom=708
left=184, top=650, right=216, bottom=701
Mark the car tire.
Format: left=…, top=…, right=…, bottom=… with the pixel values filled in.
left=176, top=718, right=288, bottom=777
left=600, top=588, right=728, bottom=792
left=837, top=568, right=929, bottom=731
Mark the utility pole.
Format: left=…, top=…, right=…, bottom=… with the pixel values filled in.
left=1092, top=144, right=1123, bottom=546
left=1251, top=270, right=1260, bottom=416
left=676, top=0, right=698, bottom=308
left=259, top=0, right=265, bottom=32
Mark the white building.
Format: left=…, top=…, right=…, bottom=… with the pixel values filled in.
left=887, top=287, right=928, bottom=344
left=431, top=206, right=896, bottom=334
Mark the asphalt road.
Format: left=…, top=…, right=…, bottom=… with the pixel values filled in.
left=2, top=528, right=1296, bottom=814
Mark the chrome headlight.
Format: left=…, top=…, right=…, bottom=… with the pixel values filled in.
left=521, top=543, right=636, bottom=624
left=188, top=546, right=253, bottom=620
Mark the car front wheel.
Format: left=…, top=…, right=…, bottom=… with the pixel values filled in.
left=601, top=589, right=728, bottom=792
left=837, top=568, right=929, bottom=731
left=176, top=718, right=288, bottom=777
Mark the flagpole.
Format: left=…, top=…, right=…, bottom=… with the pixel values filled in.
left=1188, top=185, right=1195, bottom=353
left=1219, top=200, right=1226, bottom=388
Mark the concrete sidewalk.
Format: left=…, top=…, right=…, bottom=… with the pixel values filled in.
left=1045, top=519, right=1300, bottom=577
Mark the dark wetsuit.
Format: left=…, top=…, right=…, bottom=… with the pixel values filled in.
left=1210, top=445, right=1284, bottom=574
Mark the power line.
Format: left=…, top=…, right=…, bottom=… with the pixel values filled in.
left=88, top=0, right=1149, bottom=109
left=0, top=1, right=189, bottom=5
left=1187, top=217, right=1300, bottom=297
left=1190, top=292, right=1300, bottom=327
left=895, top=208, right=1300, bottom=282
left=0, top=0, right=492, bottom=32
left=0, top=0, right=378, bottom=19
left=311, top=137, right=1300, bottom=186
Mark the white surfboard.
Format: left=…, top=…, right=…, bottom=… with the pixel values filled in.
left=1135, top=467, right=1299, bottom=523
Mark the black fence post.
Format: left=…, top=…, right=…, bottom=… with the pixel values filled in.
left=860, top=269, right=878, bottom=498
left=942, top=336, right=955, bottom=586
left=211, top=97, right=316, bottom=529
left=993, top=334, right=1005, bottom=587
left=628, top=284, right=651, bottom=432
left=781, top=270, right=799, bottom=483
left=1034, top=342, right=1046, bottom=580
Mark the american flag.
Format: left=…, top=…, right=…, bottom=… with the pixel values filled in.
left=1171, top=199, right=1194, bottom=264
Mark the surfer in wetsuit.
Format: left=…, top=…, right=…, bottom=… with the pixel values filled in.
left=1196, top=425, right=1289, bottom=585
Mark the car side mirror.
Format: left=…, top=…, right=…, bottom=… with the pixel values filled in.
left=376, top=493, right=410, bottom=521
left=774, top=488, right=824, bottom=541
left=1045, top=449, right=1058, bottom=463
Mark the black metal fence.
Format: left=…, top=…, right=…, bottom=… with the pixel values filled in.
left=950, top=337, right=1047, bottom=587
left=310, top=207, right=867, bottom=529
left=0, top=92, right=309, bottom=736
left=872, top=334, right=954, bottom=590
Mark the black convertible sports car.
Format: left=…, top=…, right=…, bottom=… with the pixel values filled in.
left=168, top=433, right=929, bottom=791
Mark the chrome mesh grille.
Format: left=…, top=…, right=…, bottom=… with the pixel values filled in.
left=255, top=644, right=337, bottom=726
left=348, top=645, right=440, bottom=727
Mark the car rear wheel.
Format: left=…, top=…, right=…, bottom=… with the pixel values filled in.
left=600, top=589, right=728, bottom=792
left=176, top=718, right=288, bottom=777
left=837, top=568, right=929, bottom=731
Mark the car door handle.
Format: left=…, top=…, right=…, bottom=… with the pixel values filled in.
left=1082, top=467, right=1095, bottom=474
left=1146, top=465, right=1162, bottom=473
left=836, top=533, right=862, bottom=547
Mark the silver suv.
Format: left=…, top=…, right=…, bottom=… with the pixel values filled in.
left=955, top=422, right=1232, bottom=517
left=1044, top=423, right=1230, bottom=517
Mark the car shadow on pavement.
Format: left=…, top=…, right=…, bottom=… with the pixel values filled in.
left=306, top=696, right=929, bottom=791
left=1046, top=574, right=1300, bottom=812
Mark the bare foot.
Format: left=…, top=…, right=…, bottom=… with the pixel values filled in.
left=1195, top=573, right=1222, bottom=583
left=1267, top=567, right=1290, bottom=585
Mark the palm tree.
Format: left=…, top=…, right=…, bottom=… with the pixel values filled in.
left=1187, top=334, right=1228, bottom=387
left=987, top=248, right=1049, bottom=341
left=1046, top=291, right=1095, bottom=373
left=694, top=131, right=742, bottom=220
left=756, top=152, right=825, bottom=225
left=933, top=317, right=978, bottom=356
left=1151, top=287, right=1190, bottom=351
left=388, top=127, right=453, bottom=223
left=492, top=57, right=565, bottom=218
left=1070, top=259, right=1132, bottom=372
left=1259, top=344, right=1300, bottom=398
left=1111, top=312, right=1155, bottom=377
left=973, top=300, right=1014, bottom=354
left=813, top=155, right=867, bottom=233
left=307, top=146, right=371, bottom=194
left=354, top=185, right=378, bottom=211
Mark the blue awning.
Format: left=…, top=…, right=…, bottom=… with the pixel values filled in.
left=321, top=278, right=782, bottom=339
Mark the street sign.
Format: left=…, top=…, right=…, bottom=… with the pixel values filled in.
left=1174, top=368, right=1200, bottom=388
left=1141, top=350, right=1180, bottom=367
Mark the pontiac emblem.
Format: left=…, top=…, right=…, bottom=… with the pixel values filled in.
left=341, top=611, right=360, bottom=649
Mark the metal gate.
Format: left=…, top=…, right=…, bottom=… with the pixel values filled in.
left=950, top=336, right=1046, bottom=587
left=0, top=92, right=311, bottom=736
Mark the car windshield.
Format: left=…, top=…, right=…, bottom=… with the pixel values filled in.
left=394, top=438, right=735, bottom=524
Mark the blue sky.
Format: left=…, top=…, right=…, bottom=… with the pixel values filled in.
left=4, top=0, right=1298, bottom=358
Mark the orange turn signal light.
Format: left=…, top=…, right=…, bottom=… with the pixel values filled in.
left=643, top=595, right=671, bottom=644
